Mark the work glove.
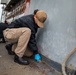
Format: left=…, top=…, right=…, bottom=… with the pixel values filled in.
left=34, top=54, right=41, bottom=62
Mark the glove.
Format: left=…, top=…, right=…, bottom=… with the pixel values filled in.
left=34, top=54, right=41, bottom=62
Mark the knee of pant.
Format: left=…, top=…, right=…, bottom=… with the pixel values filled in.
left=26, top=28, right=31, bottom=35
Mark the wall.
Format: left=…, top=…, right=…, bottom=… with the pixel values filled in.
left=0, top=4, right=3, bottom=22
left=1, top=0, right=8, bottom=4
left=29, top=0, right=76, bottom=68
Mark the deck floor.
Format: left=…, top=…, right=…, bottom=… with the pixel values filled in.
left=0, top=43, right=61, bottom=75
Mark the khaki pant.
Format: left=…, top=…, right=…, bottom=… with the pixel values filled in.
left=3, top=28, right=33, bottom=57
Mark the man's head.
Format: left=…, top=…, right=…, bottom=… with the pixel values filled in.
left=34, top=10, right=47, bottom=28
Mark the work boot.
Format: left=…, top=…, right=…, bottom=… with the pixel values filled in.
left=14, top=55, right=29, bottom=65
left=5, top=44, right=15, bottom=55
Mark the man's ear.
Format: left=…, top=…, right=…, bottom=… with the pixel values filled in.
left=34, top=15, right=37, bottom=22
left=34, top=15, right=36, bottom=19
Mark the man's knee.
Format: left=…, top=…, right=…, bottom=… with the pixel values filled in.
left=23, top=28, right=31, bottom=35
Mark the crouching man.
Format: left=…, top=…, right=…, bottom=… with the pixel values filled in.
left=3, top=10, right=47, bottom=65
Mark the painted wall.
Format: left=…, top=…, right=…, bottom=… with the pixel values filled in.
left=29, top=0, right=76, bottom=68
left=0, top=4, right=3, bottom=22
left=1, top=0, right=8, bottom=4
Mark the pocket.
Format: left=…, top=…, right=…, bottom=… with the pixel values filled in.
left=3, top=29, right=17, bottom=40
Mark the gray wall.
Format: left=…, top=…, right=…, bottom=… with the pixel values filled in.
left=29, top=0, right=76, bottom=68
left=1, top=0, right=9, bottom=4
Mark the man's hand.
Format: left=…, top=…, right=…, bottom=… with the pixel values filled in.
left=34, top=54, right=41, bottom=62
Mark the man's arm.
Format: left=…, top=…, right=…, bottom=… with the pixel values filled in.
left=8, top=18, right=22, bottom=28
left=28, top=34, right=41, bottom=62
left=28, top=33, right=38, bottom=54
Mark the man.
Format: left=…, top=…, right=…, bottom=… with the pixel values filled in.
left=3, top=10, right=47, bottom=65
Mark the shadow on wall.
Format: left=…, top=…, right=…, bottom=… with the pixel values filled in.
left=36, top=19, right=50, bottom=41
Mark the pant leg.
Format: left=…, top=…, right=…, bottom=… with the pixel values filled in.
left=4, top=28, right=31, bottom=57
left=24, top=46, right=33, bottom=57
left=14, top=28, right=31, bottom=57
left=3, top=28, right=22, bottom=43
left=12, top=44, right=33, bottom=57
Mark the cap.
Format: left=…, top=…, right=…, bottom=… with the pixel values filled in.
left=35, top=10, right=47, bottom=28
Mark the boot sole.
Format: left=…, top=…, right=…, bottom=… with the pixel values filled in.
left=14, top=59, right=29, bottom=65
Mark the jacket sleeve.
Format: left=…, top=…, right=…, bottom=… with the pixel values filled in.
left=28, top=33, right=38, bottom=52
left=8, top=18, right=22, bottom=28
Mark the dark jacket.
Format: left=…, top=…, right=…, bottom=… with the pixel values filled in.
left=8, top=14, right=39, bottom=52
